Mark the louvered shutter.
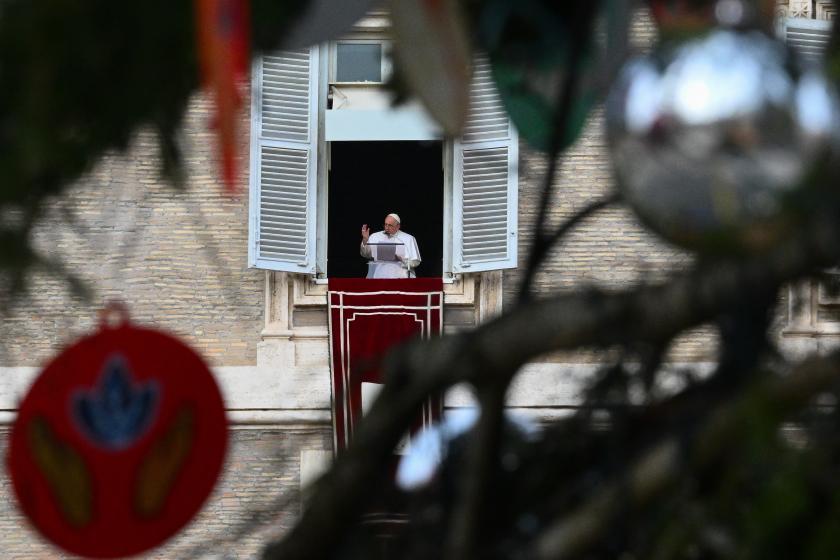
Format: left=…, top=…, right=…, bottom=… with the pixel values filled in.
left=783, top=17, right=833, bottom=63
left=248, top=47, right=320, bottom=273
left=784, top=16, right=840, bottom=313
left=452, top=57, right=518, bottom=273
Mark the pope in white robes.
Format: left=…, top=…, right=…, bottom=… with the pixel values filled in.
left=360, top=213, right=421, bottom=279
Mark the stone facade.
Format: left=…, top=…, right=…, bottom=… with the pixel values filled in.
left=0, top=3, right=835, bottom=557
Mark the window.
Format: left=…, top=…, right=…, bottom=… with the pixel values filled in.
left=779, top=11, right=836, bottom=336
left=248, top=44, right=518, bottom=278
left=778, top=16, right=833, bottom=64
left=334, top=42, right=384, bottom=83
left=327, top=140, right=444, bottom=278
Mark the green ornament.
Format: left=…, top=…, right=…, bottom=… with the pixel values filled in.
left=474, top=0, right=626, bottom=152
left=490, top=57, right=596, bottom=152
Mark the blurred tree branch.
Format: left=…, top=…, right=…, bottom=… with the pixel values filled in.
left=264, top=185, right=840, bottom=557
left=533, top=351, right=840, bottom=559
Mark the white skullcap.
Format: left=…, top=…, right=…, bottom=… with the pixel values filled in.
left=387, top=213, right=401, bottom=224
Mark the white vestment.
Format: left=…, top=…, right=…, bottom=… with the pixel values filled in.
left=360, top=230, right=422, bottom=279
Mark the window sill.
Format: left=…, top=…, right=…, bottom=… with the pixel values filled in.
left=312, top=275, right=457, bottom=285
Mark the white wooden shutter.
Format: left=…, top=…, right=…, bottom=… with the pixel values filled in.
left=452, top=57, right=518, bottom=273
left=248, top=47, right=320, bottom=273
left=782, top=17, right=833, bottom=63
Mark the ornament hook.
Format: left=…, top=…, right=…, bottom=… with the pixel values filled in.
left=98, top=301, right=131, bottom=330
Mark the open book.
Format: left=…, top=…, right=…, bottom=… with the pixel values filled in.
left=367, top=242, right=405, bottom=262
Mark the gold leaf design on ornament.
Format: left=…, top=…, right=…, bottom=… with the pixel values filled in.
left=27, top=416, right=93, bottom=527
left=134, top=407, right=195, bottom=517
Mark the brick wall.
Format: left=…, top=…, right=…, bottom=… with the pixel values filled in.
left=501, top=8, right=722, bottom=363
left=0, top=95, right=263, bottom=368
left=0, top=426, right=332, bottom=558
left=504, top=108, right=723, bottom=363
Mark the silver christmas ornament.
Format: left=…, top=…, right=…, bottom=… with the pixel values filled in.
left=606, top=28, right=840, bottom=252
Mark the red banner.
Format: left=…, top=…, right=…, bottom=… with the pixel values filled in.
left=328, top=278, right=443, bottom=452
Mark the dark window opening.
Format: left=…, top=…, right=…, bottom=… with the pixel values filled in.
left=327, top=141, right=444, bottom=278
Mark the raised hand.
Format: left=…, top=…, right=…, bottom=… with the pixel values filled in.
left=361, top=224, right=370, bottom=243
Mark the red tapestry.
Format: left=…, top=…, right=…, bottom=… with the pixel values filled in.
left=328, top=278, right=443, bottom=452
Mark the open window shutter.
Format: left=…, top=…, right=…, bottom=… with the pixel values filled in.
left=452, top=57, right=518, bottom=273
left=782, top=17, right=833, bottom=63
left=249, top=47, right=320, bottom=273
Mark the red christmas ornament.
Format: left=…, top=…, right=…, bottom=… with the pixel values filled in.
left=7, top=304, right=228, bottom=558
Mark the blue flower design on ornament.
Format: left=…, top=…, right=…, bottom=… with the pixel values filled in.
left=73, top=356, right=160, bottom=451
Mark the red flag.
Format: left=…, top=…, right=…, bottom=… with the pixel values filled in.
left=196, top=0, right=249, bottom=193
